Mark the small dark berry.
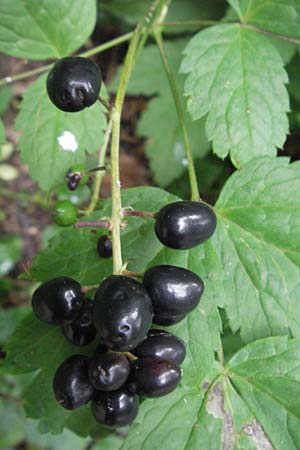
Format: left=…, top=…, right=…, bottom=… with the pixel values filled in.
left=128, top=357, right=181, bottom=398
left=97, top=235, right=112, bottom=258
left=92, top=389, right=139, bottom=428
left=143, top=265, right=204, bottom=325
left=155, top=201, right=217, bottom=249
left=93, top=276, right=153, bottom=351
left=61, top=298, right=97, bottom=346
left=47, top=57, right=102, bottom=113
left=88, top=351, right=130, bottom=391
left=53, top=355, right=94, bottom=410
left=132, top=329, right=186, bottom=365
left=32, top=277, right=84, bottom=325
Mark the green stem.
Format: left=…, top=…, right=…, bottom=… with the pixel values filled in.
left=110, top=0, right=172, bottom=275
left=154, top=30, right=200, bottom=201
left=0, top=32, right=134, bottom=87
left=83, top=120, right=112, bottom=216
left=163, top=19, right=219, bottom=28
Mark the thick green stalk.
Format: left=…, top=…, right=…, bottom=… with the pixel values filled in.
left=84, top=119, right=112, bottom=216
left=154, top=30, right=200, bottom=201
left=110, top=0, right=172, bottom=274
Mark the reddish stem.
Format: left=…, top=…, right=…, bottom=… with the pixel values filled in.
left=122, top=269, right=143, bottom=279
left=74, top=221, right=110, bottom=229
left=122, top=210, right=157, bottom=218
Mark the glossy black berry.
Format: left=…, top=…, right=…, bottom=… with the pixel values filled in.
left=61, top=298, right=97, bottom=346
left=97, top=235, right=112, bottom=258
left=155, top=201, right=217, bottom=249
left=128, top=358, right=181, bottom=398
left=143, top=265, right=204, bottom=326
left=32, top=277, right=84, bottom=325
left=93, top=275, right=153, bottom=351
left=67, top=173, right=81, bottom=191
left=47, top=57, right=102, bottom=112
left=92, top=389, right=139, bottom=428
left=132, top=329, right=186, bottom=365
left=89, top=351, right=130, bottom=391
left=53, top=355, right=94, bottom=410
left=53, top=200, right=77, bottom=226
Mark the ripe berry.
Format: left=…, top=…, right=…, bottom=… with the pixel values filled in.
left=128, top=358, right=181, bottom=398
left=155, top=201, right=217, bottom=249
left=97, top=235, right=112, bottom=258
left=143, top=265, right=204, bottom=325
left=93, top=276, right=153, bottom=351
left=88, top=351, right=130, bottom=391
left=92, top=389, right=139, bottom=428
left=61, top=299, right=96, bottom=346
left=46, top=57, right=102, bottom=112
left=67, top=173, right=81, bottom=191
left=132, top=329, right=186, bottom=365
left=53, top=355, right=94, bottom=410
left=32, top=277, right=84, bottom=325
left=53, top=200, right=77, bottom=226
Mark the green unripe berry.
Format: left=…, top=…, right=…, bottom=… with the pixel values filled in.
left=53, top=200, right=77, bottom=226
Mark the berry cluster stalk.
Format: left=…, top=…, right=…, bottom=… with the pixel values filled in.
left=110, top=0, right=173, bottom=275
left=153, top=31, right=200, bottom=201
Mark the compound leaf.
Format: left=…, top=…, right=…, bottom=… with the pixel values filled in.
left=0, top=0, right=97, bottom=59
left=180, top=24, right=289, bottom=167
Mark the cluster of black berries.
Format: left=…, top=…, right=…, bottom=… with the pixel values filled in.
left=39, top=56, right=218, bottom=428
left=31, top=199, right=216, bottom=428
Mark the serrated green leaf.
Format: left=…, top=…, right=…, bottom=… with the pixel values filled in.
left=15, top=74, right=107, bottom=191
left=101, top=0, right=226, bottom=28
left=228, top=0, right=300, bottom=38
left=0, top=235, right=22, bottom=276
left=181, top=24, right=289, bottom=167
left=0, top=0, right=97, bottom=60
left=111, top=40, right=209, bottom=187
left=122, top=337, right=300, bottom=450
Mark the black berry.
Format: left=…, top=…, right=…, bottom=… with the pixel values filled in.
left=92, top=389, right=139, bottom=428
left=97, top=235, right=112, bottom=258
left=47, top=57, right=102, bottom=112
left=128, top=358, right=181, bottom=398
left=88, top=351, right=130, bottom=391
left=93, top=276, right=153, bottom=351
left=143, top=265, right=204, bottom=325
left=67, top=173, right=81, bottom=191
left=155, top=201, right=217, bottom=249
left=132, top=329, right=186, bottom=365
left=32, top=277, right=84, bottom=325
left=61, top=298, right=97, bottom=346
left=53, top=355, right=94, bottom=410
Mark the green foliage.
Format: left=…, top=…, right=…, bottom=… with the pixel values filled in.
left=0, top=0, right=97, bottom=59
left=111, top=40, right=210, bottom=187
left=2, top=0, right=300, bottom=447
left=181, top=24, right=289, bottom=167
left=0, top=120, right=5, bottom=145
left=15, top=74, right=107, bottom=191
left=229, top=0, right=300, bottom=37
left=0, top=236, right=22, bottom=276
